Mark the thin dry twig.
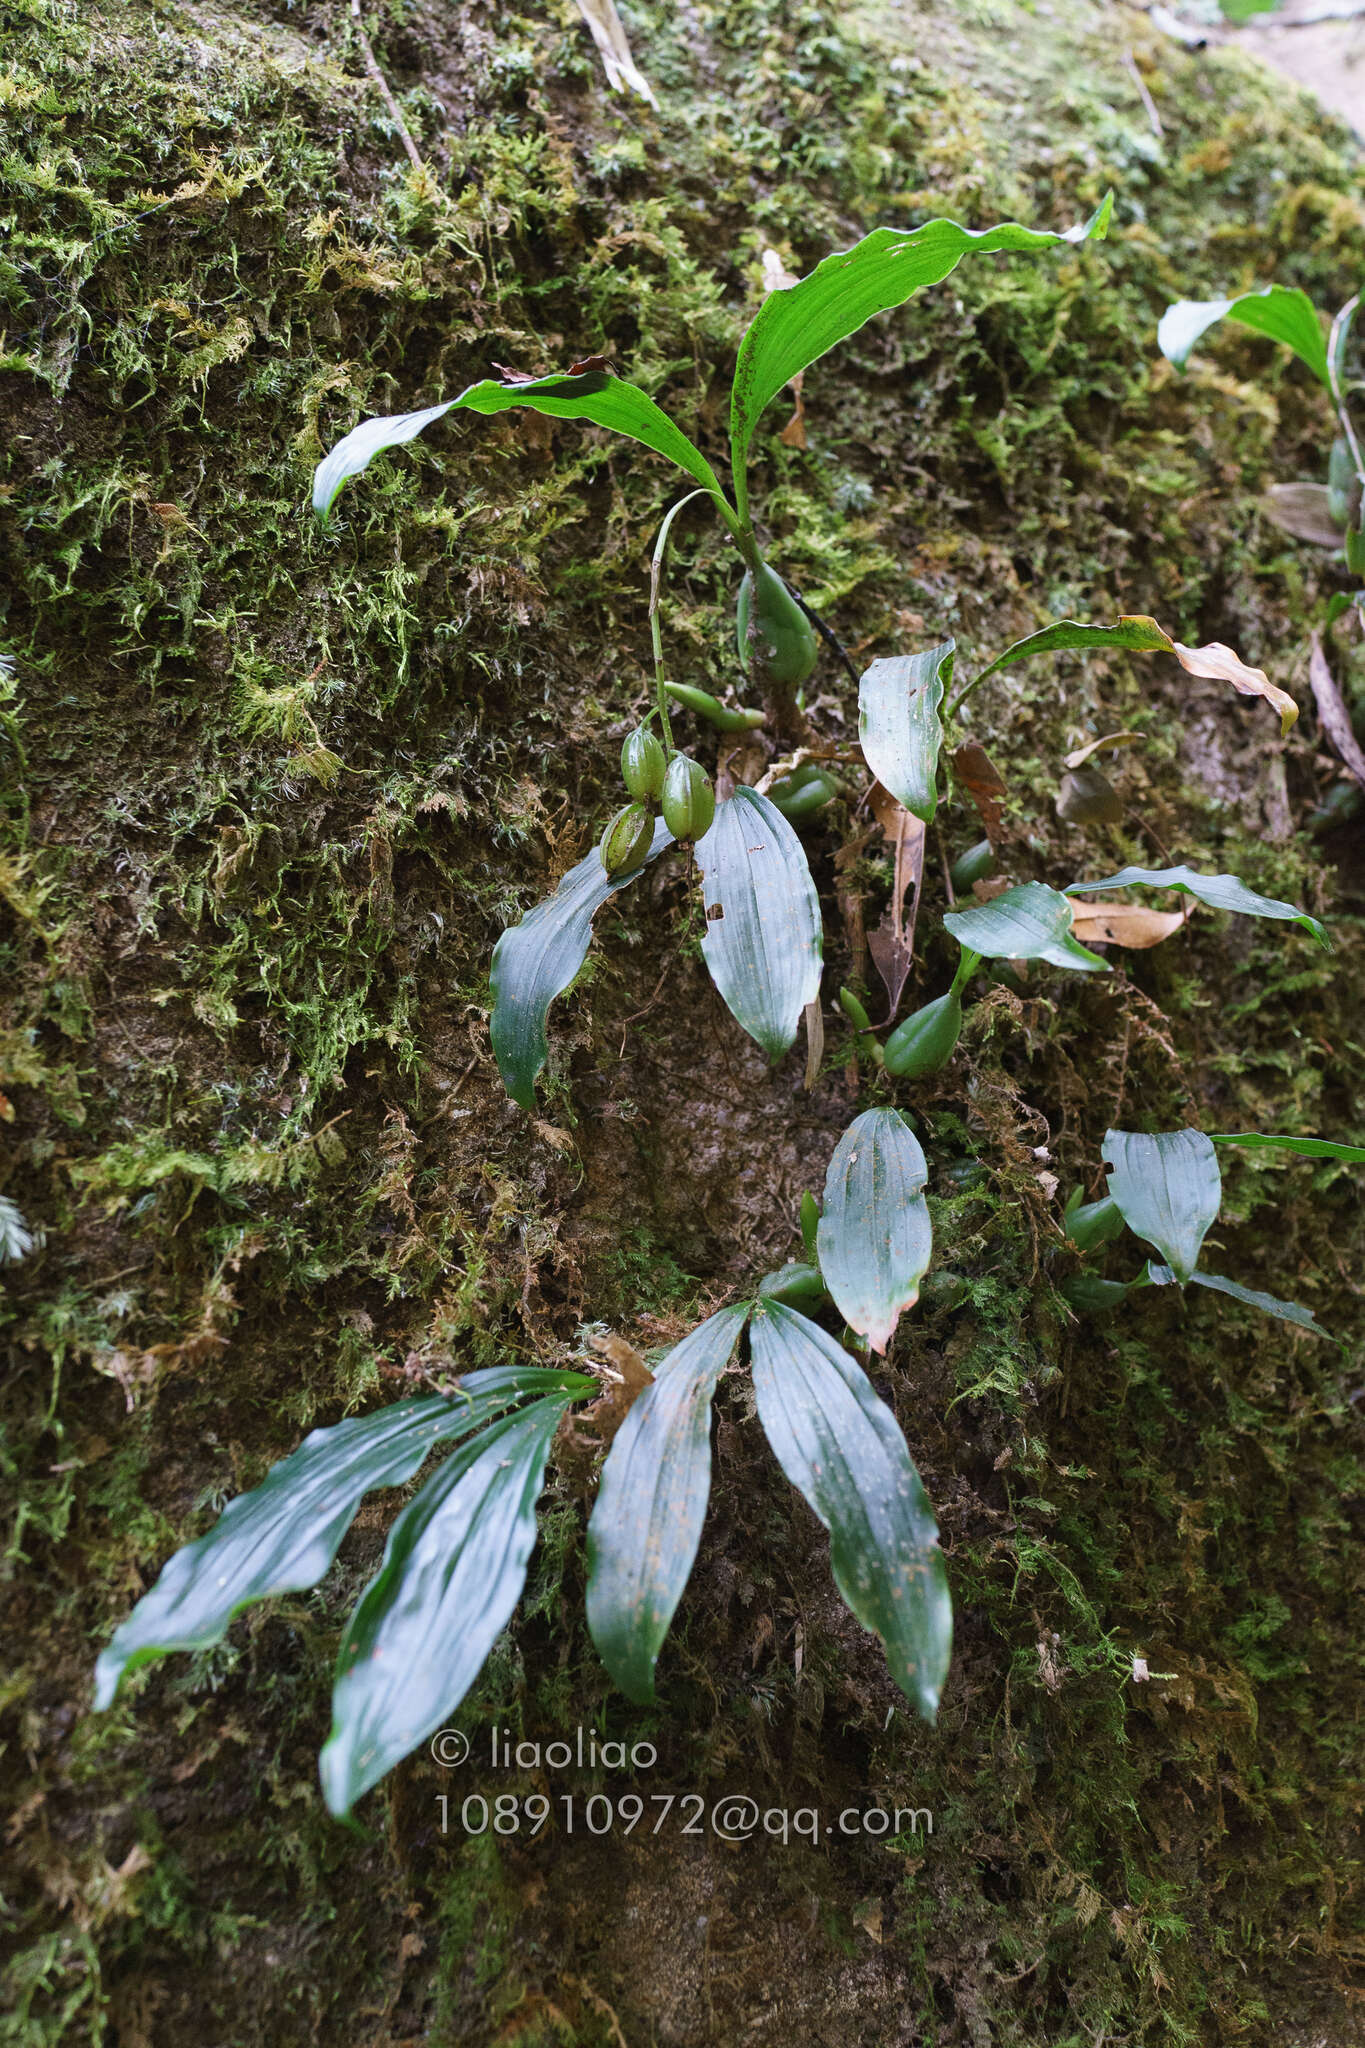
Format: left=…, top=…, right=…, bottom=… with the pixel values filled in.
left=350, top=0, right=423, bottom=170
left=1122, top=50, right=1164, bottom=136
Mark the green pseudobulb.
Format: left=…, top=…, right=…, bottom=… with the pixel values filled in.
left=737, top=562, right=819, bottom=687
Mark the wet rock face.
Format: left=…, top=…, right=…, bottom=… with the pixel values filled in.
left=3, top=0, right=1364, bottom=2042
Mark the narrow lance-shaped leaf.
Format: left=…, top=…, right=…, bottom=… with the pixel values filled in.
left=960, top=615, right=1298, bottom=733
left=749, top=1301, right=951, bottom=1721
left=696, top=787, right=823, bottom=1062
left=943, top=882, right=1109, bottom=973
left=585, top=1305, right=750, bottom=1704
left=491, top=820, right=674, bottom=1109
left=320, top=1393, right=576, bottom=1817
left=817, top=1109, right=931, bottom=1354
left=315, top=372, right=733, bottom=527
left=858, top=642, right=954, bottom=824
left=1209, top=1132, right=1365, bottom=1163
left=1103, top=1128, right=1221, bottom=1285
left=1147, top=1263, right=1327, bottom=1336
left=1068, top=865, right=1328, bottom=949
left=1158, top=285, right=1330, bottom=389
left=971, top=615, right=1175, bottom=692
left=94, top=1368, right=589, bottom=1708
left=730, top=195, right=1113, bottom=514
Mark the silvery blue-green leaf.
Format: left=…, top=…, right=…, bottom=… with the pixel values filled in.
left=857, top=642, right=954, bottom=823
left=1147, top=1264, right=1327, bottom=1336
left=816, top=1109, right=931, bottom=1354
left=585, top=1305, right=750, bottom=1704
left=1209, top=1133, right=1365, bottom=1162
left=696, top=787, right=822, bottom=1062
left=314, top=372, right=733, bottom=529
left=943, top=882, right=1109, bottom=972
left=320, top=1392, right=575, bottom=1817
left=1068, top=865, right=1328, bottom=949
left=312, top=402, right=457, bottom=524
left=749, top=1301, right=951, bottom=1720
left=1158, top=285, right=1330, bottom=389
left=729, top=196, right=1112, bottom=519
left=94, top=1368, right=589, bottom=1708
left=490, top=820, right=674, bottom=1109
left=1102, top=1129, right=1221, bottom=1284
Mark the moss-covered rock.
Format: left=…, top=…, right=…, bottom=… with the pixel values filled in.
left=1, top=1, right=1362, bottom=2041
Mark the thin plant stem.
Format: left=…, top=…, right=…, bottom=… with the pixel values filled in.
left=350, top=0, right=423, bottom=171
left=649, top=490, right=709, bottom=758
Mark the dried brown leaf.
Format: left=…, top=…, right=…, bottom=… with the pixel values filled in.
left=572, top=1331, right=655, bottom=1452
left=1261, top=483, right=1345, bottom=549
left=1067, top=898, right=1190, bottom=949
left=802, top=996, right=824, bottom=1092
left=1173, top=639, right=1298, bottom=736
left=573, top=0, right=658, bottom=106
left=1308, top=630, right=1365, bottom=790
left=953, top=741, right=1007, bottom=836
left=1055, top=765, right=1124, bottom=825
left=1063, top=730, right=1143, bottom=770
left=866, top=783, right=925, bottom=1016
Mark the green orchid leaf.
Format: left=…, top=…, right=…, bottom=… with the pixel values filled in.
left=857, top=642, right=955, bottom=823
left=970, top=614, right=1174, bottom=690
left=585, top=1305, right=750, bottom=1704
left=943, top=882, right=1109, bottom=972
left=696, top=787, right=823, bottom=1062
left=1102, top=1129, right=1221, bottom=1284
left=757, top=1262, right=829, bottom=1309
left=1068, top=865, right=1329, bottom=949
left=1063, top=1188, right=1126, bottom=1251
left=320, top=1391, right=577, bottom=1817
left=490, top=820, right=674, bottom=1109
left=749, top=1301, right=951, bottom=1721
left=1209, top=1133, right=1365, bottom=1162
left=816, top=1109, right=931, bottom=1354
left=94, top=1368, right=589, bottom=1708
left=1147, top=1264, right=1327, bottom=1336
left=314, top=372, right=731, bottom=527
left=730, top=196, right=1112, bottom=515
left=1158, top=285, right=1330, bottom=389
left=1061, top=1272, right=1133, bottom=1313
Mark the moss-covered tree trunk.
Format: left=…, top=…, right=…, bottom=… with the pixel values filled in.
left=2, top=2, right=1362, bottom=2041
